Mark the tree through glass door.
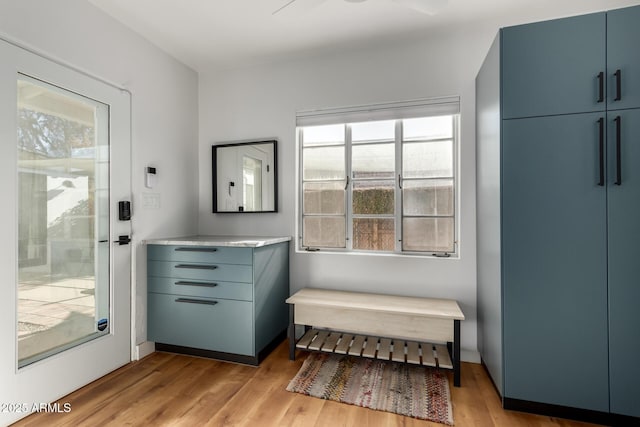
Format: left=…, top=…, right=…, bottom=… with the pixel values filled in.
left=17, top=74, right=110, bottom=367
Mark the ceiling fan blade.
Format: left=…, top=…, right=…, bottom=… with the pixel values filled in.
left=273, top=0, right=329, bottom=15
left=392, top=0, right=448, bottom=15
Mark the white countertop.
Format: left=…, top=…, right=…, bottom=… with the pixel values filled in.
left=144, top=235, right=291, bottom=248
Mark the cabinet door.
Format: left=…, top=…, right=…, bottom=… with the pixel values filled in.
left=502, top=13, right=606, bottom=119
left=148, top=245, right=253, bottom=265
left=148, top=293, right=254, bottom=355
left=502, top=113, right=609, bottom=411
left=147, top=260, right=253, bottom=283
left=607, top=5, right=640, bottom=110
left=607, top=109, right=640, bottom=417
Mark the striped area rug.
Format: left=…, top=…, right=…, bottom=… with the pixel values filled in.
left=286, top=352, right=454, bottom=425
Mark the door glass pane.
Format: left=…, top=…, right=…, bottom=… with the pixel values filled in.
left=17, top=75, right=110, bottom=367
left=242, top=156, right=262, bottom=211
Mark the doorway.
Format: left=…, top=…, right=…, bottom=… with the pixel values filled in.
left=0, top=39, right=132, bottom=425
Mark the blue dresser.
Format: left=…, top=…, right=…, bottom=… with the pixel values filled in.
left=146, top=236, right=290, bottom=365
left=476, top=4, right=640, bottom=423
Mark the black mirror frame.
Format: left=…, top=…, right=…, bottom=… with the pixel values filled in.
left=212, top=139, right=278, bottom=213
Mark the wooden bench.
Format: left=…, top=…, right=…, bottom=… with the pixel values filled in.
left=286, top=288, right=465, bottom=386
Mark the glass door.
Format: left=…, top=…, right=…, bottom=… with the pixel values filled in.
left=0, top=38, right=131, bottom=426
left=17, top=75, right=111, bottom=367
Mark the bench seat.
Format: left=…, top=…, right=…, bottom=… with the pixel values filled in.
left=286, top=288, right=464, bottom=386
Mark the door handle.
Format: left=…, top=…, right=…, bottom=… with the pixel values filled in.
left=114, top=235, right=131, bottom=245
left=174, top=264, right=218, bottom=270
left=175, top=298, right=218, bottom=306
left=597, top=72, right=604, bottom=103
left=614, top=69, right=622, bottom=102
left=174, top=281, right=218, bottom=288
left=614, top=116, right=622, bottom=185
left=175, top=247, right=218, bottom=252
left=597, top=118, right=605, bottom=186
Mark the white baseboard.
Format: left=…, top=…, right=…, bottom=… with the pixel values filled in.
left=462, top=349, right=481, bottom=364
left=134, top=341, right=155, bottom=361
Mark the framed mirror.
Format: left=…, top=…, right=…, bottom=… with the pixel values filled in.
left=212, top=139, right=277, bottom=213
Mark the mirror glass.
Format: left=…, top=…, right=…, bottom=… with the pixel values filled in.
left=213, top=140, right=277, bottom=213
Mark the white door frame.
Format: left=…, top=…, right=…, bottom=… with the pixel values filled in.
left=0, top=38, right=132, bottom=425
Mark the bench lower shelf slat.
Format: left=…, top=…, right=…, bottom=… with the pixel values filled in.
left=296, top=329, right=453, bottom=369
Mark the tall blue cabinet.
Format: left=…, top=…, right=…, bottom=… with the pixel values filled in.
left=476, top=5, right=640, bottom=422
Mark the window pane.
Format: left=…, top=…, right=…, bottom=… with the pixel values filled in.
left=353, top=218, right=395, bottom=251
left=403, top=140, right=453, bottom=178
left=303, top=182, right=345, bottom=215
left=403, top=116, right=452, bottom=141
left=303, top=146, right=345, bottom=180
left=303, top=216, right=346, bottom=248
left=303, top=124, right=344, bottom=146
left=403, top=179, right=453, bottom=216
left=352, top=143, right=395, bottom=179
left=353, top=180, right=395, bottom=215
left=402, top=217, right=454, bottom=252
left=351, top=120, right=395, bottom=142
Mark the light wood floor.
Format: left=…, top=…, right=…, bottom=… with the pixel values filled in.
left=13, top=341, right=600, bottom=427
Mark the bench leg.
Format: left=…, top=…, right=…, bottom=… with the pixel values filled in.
left=453, top=319, right=461, bottom=387
left=288, top=305, right=296, bottom=361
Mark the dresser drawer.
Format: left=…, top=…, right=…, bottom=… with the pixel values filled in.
left=148, top=260, right=253, bottom=283
left=148, top=277, right=252, bottom=301
left=148, top=293, right=253, bottom=355
left=148, top=245, right=252, bottom=265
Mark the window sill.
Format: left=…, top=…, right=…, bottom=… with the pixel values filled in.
left=295, top=247, right=459, bottom=260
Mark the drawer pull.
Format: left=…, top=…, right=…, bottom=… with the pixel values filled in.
left=175, top=264, right=218, bottom=270
left=175, top=298, right=218, bottom=306
left=174, top=281, right=218, bottom=288
left=175, top=247, right=218, bottom=252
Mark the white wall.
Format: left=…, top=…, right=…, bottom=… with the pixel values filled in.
left=1, top=0, right=635, bottom=385
left=198, top=25, right=501, bottom=361
left=198, top=0, right=640, bottom=364
left=0, top=0, right=199, bottom=347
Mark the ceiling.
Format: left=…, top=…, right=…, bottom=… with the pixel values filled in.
left=88, top=0, right=640, bottom=71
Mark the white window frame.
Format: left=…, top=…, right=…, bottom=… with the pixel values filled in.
left=296, top=97, right=460, bottom=257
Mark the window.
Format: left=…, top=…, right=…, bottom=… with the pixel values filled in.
left=298, top=98, right=458, bottom=255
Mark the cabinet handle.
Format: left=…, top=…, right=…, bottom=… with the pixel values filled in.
left=615, top=116, right=622, bottom=185
left=597, top=72, right=604, bottom=103
left=614, top=69, right=622, bottom=102
left=174, top=281, right=218, bottom=288
left=175, top=247, right=218, bottom=252
left=175, top=264, right=218, bottom=270
left=598, top=118, right=605, bottom=186
left=175, top=298, right=218, bottom=306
